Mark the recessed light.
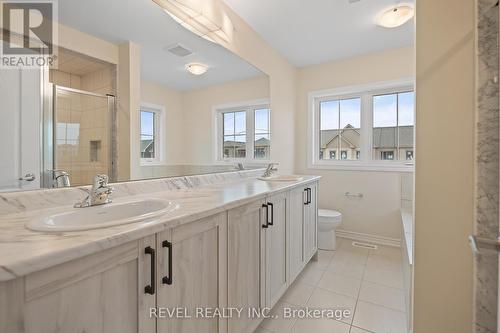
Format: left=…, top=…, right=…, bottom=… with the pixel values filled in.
left=377, top=5, right=414, bottom=28
left=185, top=63, right=208, bottom=75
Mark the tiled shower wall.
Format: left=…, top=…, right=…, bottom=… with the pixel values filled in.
left=475, top=1, right=499, bottom=332
left=50, top=67, right=115, bottom=186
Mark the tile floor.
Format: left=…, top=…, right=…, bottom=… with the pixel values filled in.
left=256, top=238, right=407, bottom=333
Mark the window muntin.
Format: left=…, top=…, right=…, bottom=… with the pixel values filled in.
left=217, top=104, right=271, bottom=161
left=223, top=111, right=246, bottom=158
left=254, top=108, right=271, bottom=159
left=372, top=91, right=415, bottom=161
left=319, top=98, right=361, bottom=161
left=311, top=83, right=415, bottom=171
left=140, top=110, right=155, bottom=159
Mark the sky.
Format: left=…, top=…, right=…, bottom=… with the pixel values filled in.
left=140, top=111, right=155, bottom=140
left=320, top=92, right=414, bottom=130
left=223, top=109, right=270, bottom=142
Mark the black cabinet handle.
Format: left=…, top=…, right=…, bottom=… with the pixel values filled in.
left=262, top=204, right=269, bottom=228
left=144, top=246, right=155, bottom=295
left=303, top=189, right=308, bottom=205
left=267, top=202, right=274, bottom=226
left=306, top=188, right=312, bottom=204
left=162, top=240, right=173, bottom=285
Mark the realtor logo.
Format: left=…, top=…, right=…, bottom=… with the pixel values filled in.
left=1, top=0, right=58, bottom=67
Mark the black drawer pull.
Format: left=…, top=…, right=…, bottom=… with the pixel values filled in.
left=144, top=246, right=155, bottom=295
left=267, top=202, right=274, bottom=226
left=162, top=240, right=173, bottom=285
left=262, top=204, right=269, bottom=228
left=306, top=188, right=312, bottom=204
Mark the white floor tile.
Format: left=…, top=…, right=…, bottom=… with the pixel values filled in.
left=327, top=256, right=366, bottom=279
left=260, top=301, right=298, bottom=333
left=366, top=254, right=402, bottom=273
left=291, top=318, right=351, bottom=333
left=358, top=281, right=406, bottom=312
left=296, top=264, right=325, bottom=286
left=363, top=265, right=404, bottom=290
left=369, top=246, right=402, bottom=260
left=313, top=250, right=335, bottom=270
left=282, top=281, right=315, bottom=306
left=352, top=301, right=407, bottom=333
left=318, top=272, right=362, bottom=298
left=306, top=288, right=357, bottom=325
left=349, top=326, right=373, bottom=333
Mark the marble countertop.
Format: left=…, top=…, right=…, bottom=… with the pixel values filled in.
left=0, top=174, right=320, bottom=282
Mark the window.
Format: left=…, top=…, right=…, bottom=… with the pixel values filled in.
left=310, top=81, right=414, bottom=171
left=319, top=98, right=361, bottom=161
left=140, top=103, right=165, bottom=165
left=216, top=101, right=271, bottom=161
left=373, top=91, right=414, bottom=161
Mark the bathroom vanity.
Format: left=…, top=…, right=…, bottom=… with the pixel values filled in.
left=0, top=171, right=319, bottom=333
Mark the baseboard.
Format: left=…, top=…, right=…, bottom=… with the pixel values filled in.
left=337, top=229, right=401, bottom=248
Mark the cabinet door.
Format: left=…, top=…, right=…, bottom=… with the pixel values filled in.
left=227, top=200, right=266, bottom=333
left=265, top=192, right=288, bottom=308
left=156, top=213, right=227, bottom=333
left=304, top=183, right=318, bottom=261
left=21, top=236, right=156, bottom=333
left=289, top=186, right=307, bottom=282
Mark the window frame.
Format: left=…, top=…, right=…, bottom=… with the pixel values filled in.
left=140, top=102, right=166, bottom=166
left=213, top=99, right=271, bottom=163
left=308, top=79, right=415, bottom=172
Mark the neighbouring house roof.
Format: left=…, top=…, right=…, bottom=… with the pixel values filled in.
left=141, top=139, right=154, bottom=153
left=224, top=137, right=270, bottom=148
left=321, top=125, right=414, bottom=149
left=373, top=126, right=414, bottom=148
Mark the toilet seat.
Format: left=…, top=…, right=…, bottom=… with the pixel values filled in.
left=318, top=209, right=342, bottom=224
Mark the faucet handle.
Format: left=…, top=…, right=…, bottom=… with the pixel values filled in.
left=93, top=174, right=109, bottom=188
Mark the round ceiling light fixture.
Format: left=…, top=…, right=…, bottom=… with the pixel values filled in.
left=185, top=62, right=209, bottom=75
left=376, top=5, right=414, bottom=28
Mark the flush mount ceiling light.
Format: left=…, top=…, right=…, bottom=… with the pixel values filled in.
left=376, top=5, right=414, bottom=28
left=152, top=0, right=233, bottom=44
left=185, top=62, right=209, bottom=75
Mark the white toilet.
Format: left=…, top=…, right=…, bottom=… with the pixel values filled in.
left=318, top=209, right=342, bottom=250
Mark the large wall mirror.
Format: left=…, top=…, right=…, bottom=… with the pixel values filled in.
left=0, top=0, right=270, bottom=192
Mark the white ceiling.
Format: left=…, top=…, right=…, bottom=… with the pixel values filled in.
left=58, top=0, right=263, bottom=91
left=223, top=0, right=415, bottom=67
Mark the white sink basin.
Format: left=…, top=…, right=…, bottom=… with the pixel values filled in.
left=258, top=175, right=304, bottom=182
left=26, top=198, right=179, bottom=232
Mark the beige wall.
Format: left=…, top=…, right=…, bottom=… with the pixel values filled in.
left=218, top=1, right=297, bottom=174
left=181, top=76, right=270, bottom=164
left=295, top=47, right=415, bottom=240
left=413, top=0, right=474, bottom=332
left=140, top=80, right=184, bottom=168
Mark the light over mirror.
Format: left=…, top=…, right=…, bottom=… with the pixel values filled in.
left=0, top=0, right=270, bottom=192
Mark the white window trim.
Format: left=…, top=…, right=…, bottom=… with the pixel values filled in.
left=140, top=102, right=166, bottom=166
left=307, top=79, right=415, bottom=173
left=212, top=98, right=272, bottom=164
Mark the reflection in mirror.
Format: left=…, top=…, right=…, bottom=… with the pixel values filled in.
left=0, top=0, right=270, bottom=192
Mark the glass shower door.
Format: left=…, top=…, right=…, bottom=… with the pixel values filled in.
left=53, top=86, right=114, bottom=187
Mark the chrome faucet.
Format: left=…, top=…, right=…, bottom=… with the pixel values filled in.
left=74, top=174, right=113, bottom=208
left=262, top=163, right=279, bottom=178
left=236, top=163, right=244, bottom=170
left=53, top=170, right=71, bottom=188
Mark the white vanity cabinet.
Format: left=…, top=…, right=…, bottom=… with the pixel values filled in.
left=263, top=191, right=288, bottom=309
left=0, top=235, right=157, bottom=333
left=289, top=183, right=318, bottom=282
left=155, top=213, right=227, bottom=333
left=0, top=179, right=319, bottom=333
left=227, top=199, right=267, bottom=333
